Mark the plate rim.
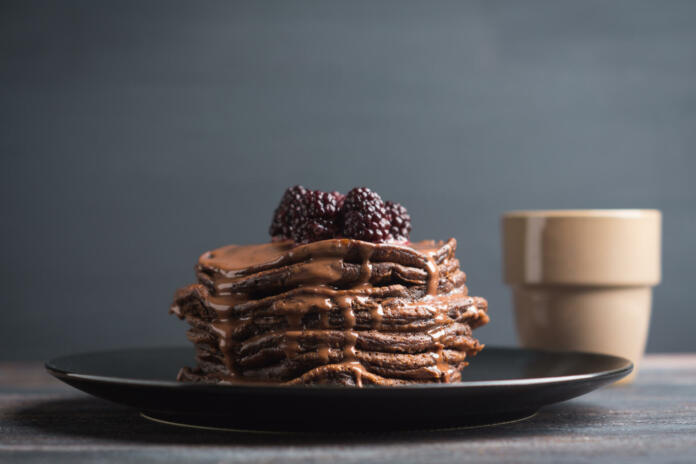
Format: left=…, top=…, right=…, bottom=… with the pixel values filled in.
left=45, top=345, right=634, bottom=392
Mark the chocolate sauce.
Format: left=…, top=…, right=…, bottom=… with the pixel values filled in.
left=370, top=303, right=384, bottom=330
left=171, top=237, right=488, bottom=386
left=200, top=239, right=446, bottom=287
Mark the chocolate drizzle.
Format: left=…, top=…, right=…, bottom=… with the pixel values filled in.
left=171, top=238, right=489, bottom=386
left=424, top=256, right=440, bottom=296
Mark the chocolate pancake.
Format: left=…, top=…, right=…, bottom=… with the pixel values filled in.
left=170, top=238, right=489, bottom=386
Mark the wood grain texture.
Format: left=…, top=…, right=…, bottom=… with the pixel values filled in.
left=1, top=355, right=695, bottom=463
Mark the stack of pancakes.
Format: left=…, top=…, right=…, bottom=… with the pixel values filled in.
left=170, top=238, right=489, bottom=386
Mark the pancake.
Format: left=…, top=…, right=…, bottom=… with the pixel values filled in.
left=170, top=238, right=489, bottom=386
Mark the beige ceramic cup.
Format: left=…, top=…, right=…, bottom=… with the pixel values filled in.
left=502, top=210, right=661, bottom=383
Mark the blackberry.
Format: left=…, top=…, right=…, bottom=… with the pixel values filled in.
left=330, top=191, right=346, bottom=210
left=342, top=187, right=392, bottom=243
left=343, top=187, right=382, bottom=212
left=270, top=186, right=411, bottom=244
left=295, top=190, right=343, bottom=243
left=269, top=186, right=343, bottom=243
left=269, top=185, right=308, bottom=239
left=385, top=201, right=411, bottom=242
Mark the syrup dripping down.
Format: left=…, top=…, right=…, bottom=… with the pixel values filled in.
left=178, top=238, right=466, bottom=385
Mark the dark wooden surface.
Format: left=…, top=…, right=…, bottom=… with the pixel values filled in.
left=1, top=355, right=695, bottom=463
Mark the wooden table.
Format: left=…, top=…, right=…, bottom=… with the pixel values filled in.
left=1, top=355, right=695, bottom=463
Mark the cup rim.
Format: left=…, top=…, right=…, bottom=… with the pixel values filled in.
left=502, top=209, right=661, bottom=219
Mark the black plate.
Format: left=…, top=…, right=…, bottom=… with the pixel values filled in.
left=45, top=346, right=632, bottom=432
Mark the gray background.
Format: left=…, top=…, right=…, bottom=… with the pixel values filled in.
left=1, top=0, right=694, bottom=360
